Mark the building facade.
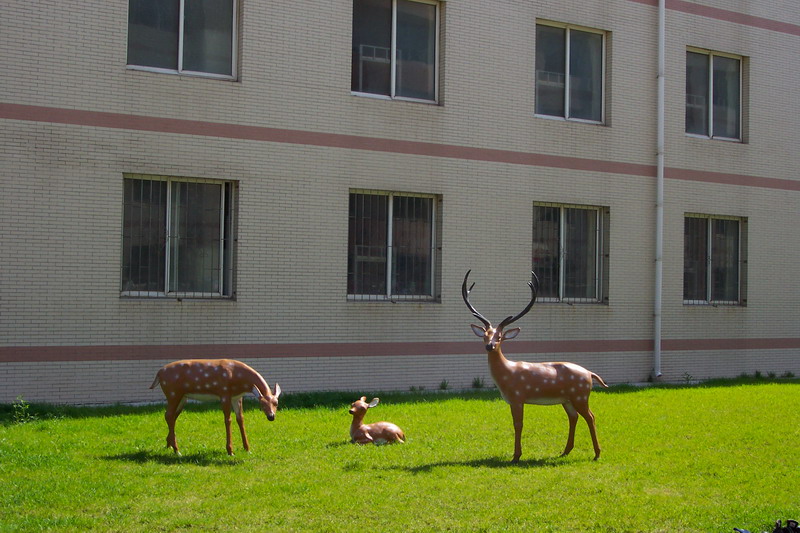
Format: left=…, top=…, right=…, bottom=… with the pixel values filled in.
left=1, top=0, right=798, bottom=404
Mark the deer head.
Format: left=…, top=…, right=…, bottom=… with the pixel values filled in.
left=462, top=270, right=539, bottom=352
left=254, top=383, right=282, bottom=421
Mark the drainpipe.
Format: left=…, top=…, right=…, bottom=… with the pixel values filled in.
left=653, top=0, right=665, bottom=379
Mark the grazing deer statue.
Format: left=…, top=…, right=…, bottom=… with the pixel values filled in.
left=462, top=270, right=608, bottom=462
left=150, top=359, right=281, bottom=456
left=349, top=396, right=406, bottom=445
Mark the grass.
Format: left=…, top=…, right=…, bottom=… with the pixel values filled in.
left=1, top=380, right=799, bottom=532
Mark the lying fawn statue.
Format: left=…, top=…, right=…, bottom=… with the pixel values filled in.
left=349, top=397, right=406, bottom=445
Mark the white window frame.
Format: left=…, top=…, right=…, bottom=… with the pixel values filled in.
left=351, top=0, right=440, bottom=104
left=535, top=21, right=606, bottom=124
left=532, top=202, right=608, bottom=304
left=348, top=190, right=438, bottom=301
left=121, top=175, right=235, bottom=299
left=685, top=47, right=742, bottom=142
left=683, top=213, right=744, bottom=306
left=126, top=0, right=238, bottom=80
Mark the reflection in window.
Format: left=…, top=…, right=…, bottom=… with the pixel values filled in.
left=351, top=0, right=438, bottom=102
left=685, top=50, right=741, bottom=139
left=536, top=23, right=604, bottom=122
left=127, top=0, right=235, bottom=77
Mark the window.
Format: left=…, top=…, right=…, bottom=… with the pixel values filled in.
left=535, top=23, right=605, bottom=122
left=122, top=176, right=235, bottom=298
left=348, top=191, right=438, bottom=300
left=683, top=214, right=746, bottom=305
left=686, top=49, right=741, bottom=140
left=532, top=203, right=609, bottom=303
left=351, top=0, right=439, bottom=102
left=127, top=0, right=237, bottom=78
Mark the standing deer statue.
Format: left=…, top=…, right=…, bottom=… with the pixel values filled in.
left=462, top=270, right=608, bottom=462
left=150, top=359, right=281, bottom=456
left=348, top=396, right=406, bottom=445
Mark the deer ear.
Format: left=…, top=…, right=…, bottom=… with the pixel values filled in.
left=251, top=386, right=263, bottom=399
left=470, top=324, right=486, bottom=338
left=273, top=383, right=281, bottom=399
left=368, top=398, right=380, bottom=408
left=503, top=327, right=521, bottom=340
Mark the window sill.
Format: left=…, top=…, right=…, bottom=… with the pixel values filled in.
left=126, top=65, right=237, bottom=82
left=684, top=132, right=742, bottom=143
left=683, top=300, right=745, bottom=307
left=534, top=113, right=605, bottom=126
left=351, top=91, right=439, bottom=106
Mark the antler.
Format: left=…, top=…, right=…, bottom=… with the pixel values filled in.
left=461, top=270, right=491, bottom=329
left=496, top=271, right=539, bottom=331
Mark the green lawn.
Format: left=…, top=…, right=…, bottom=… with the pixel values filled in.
left=1, top=381, right=798, bottom=532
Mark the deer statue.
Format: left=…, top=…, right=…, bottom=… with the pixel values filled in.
left=348, top=396, right=406, bottom=445
left=150, top=359, right=281, bottom=456
left=462, top=270, right=608, bottom=462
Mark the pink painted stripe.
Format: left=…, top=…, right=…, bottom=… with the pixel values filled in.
left=2, top=102, right=798, bottom=191
left=0, top=103, right=651, bottom=177
left=626, top=0, right=800, bottom=36
left=1, top=338, right=798, bottom=363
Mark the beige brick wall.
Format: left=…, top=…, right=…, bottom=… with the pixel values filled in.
left=1, top=0, right=798, bottom=404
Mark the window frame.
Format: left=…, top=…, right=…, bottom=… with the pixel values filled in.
left=126, top=0, right=238, bottom=80
left=347, top=189, right=439, bottom=302
left=532, top=202, right=609, bottom=304
left=685, top=47, right=742, bottom=141
left=121, top=175, right=236, bottom=299
left=683, top=213, right=746, bottom=306
left=350, top=0, right=440, bottom=104
left=534, top=21, right=607, bottom=124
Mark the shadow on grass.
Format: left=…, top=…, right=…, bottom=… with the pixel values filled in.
left=384, top=454, right=573, bottom=474
left=102, top=449, right=243, bottom=467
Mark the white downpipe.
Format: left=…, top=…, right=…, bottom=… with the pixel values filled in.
left=654, top=0, right=665, bottom=379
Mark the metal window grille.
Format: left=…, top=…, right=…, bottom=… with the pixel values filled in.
left=532, top=203, right=607, bottom=303
left=122, top=176, right=235, bottom=298
left=683, top=214, right=744, bottom=305
left=348, top=190, right=437, bottom=301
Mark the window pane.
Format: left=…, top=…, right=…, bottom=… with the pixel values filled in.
left=351, top=0, right=392, bottom=95
left=127, top=0, right=179, bottom=70
left=569, top=30, right=603, bottom=121
left=711, top=219, right=739, bottom=301
left=348, top=193, right=389, bottom=295
left=683, top=217, right=708, bottom=300
left=686, top=52, right=709, bottom=135
left=712, top=56, right=740, bottom=139
left=532, top=205, right=560, bottom=298
left=563, top=208, right=597, bottom=300
left=122, top=179, right=167, bottom=292
left=391, top=196, right=433, bottom=296
left=395, top=0, right=436, bottom=100
left=169, top=182, right=223, bottom=294
left=183, top=0, right=234, bottom=75
left=535, top=25, right=566, bottom=117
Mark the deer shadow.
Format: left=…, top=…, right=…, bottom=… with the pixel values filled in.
left=102, top=449, right=243, bottom=467
left=382, top=454, right=575, bottom=474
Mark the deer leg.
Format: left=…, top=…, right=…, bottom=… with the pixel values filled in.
left=233, top=397, right=250, bottom=452
left=576, top=403, right=601, bottom=460
left=510, top=403, right=524, bottom=463
left=164, top=396, right=185, bottom=455
left=221, top=399, right=234, bottom=456
left=561, top=402, right=579, bottom=457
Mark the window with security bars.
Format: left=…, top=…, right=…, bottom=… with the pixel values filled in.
left=532, top=203, right=609, bottom=303
left=683, top=215, right=746, bottom=305
left=122, top=176, right=235, bottom=298
left=348, top=191, right=438, bottom=300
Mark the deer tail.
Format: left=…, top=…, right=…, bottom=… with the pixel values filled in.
left=149, top=372, right=161, bottom=390
left=591, top=373, right=609, bottom=388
